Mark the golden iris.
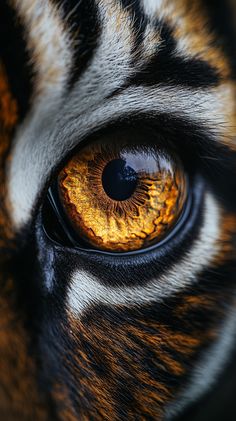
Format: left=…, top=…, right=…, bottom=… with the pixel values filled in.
left=58, top=135, right=187, bottom=252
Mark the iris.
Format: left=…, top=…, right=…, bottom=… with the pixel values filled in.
left=57, top=135, right=187, bottom=252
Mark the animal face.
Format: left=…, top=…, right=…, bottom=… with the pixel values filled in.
left=0, top=1, right=236, bottom=419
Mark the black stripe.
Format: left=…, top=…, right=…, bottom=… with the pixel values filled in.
left=53, top=0, right=101, bottom=86
left=130, top=22, right=220, bottom=88
left=204, top=0, right=236, bottom=79
left=120, top=0, right=142, bottom=12
left=0, top=1, right=33, bottom=121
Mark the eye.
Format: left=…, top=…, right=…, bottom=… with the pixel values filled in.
left=45, top=131, right=188, bottom=253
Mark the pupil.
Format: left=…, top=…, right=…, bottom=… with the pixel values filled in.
left=102, top=158, right=138, bottom=201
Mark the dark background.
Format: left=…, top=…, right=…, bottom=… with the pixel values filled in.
left=176, top=349, right=236, bottom=421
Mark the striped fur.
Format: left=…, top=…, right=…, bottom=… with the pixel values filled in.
left=0, top=0, right=236, bottom=419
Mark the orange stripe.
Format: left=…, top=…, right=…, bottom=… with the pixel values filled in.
left=0, top=63, right=18, bottom=246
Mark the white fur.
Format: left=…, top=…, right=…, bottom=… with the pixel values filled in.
left=11, top=0, right=72, bottom=95
left=142, top=0, right=174, bottom=21
left=67, top=193, right=220, bottom=316
left=142, top=0, right=167, bottom=17
left=69, top=0, right=136, bottom=115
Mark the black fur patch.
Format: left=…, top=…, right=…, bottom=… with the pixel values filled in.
left=0, top=1, right=33, bottom=121
left=131, top=22, right=220, bottom=88
left=204, top=0, right=236, bottom=78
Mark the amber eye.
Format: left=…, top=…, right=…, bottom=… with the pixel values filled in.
left=57, top=134, right=187, bottom=252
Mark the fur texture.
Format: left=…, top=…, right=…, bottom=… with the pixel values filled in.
left=0, top=0, right=236, bottom=419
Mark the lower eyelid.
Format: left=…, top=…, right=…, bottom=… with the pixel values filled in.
left=39, top=175, right=205, bottom=293
left=42, top=173, right=203, bottom=276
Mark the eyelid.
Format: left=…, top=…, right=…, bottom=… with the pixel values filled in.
left=41, top=114, right=208, bottom=210
left=41, top=176, right=205, bottom=296
left=46, top=174, right=192, bottom=257
left=41, top=121, right=208, bottom=259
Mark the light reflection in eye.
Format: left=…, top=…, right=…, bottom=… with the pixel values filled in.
left=57, top=136, right=187, bottom=252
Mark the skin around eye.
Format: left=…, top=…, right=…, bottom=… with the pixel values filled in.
left=58, top=137, right=187, bottom=252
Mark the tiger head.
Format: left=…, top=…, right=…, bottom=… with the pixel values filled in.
left=0, top=1, right=236, bottom=420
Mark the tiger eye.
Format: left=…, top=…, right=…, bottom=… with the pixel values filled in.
left=58, top=137, right=187, bottom=252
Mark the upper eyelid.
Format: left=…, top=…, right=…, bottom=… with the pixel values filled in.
left=46, top=114, right=217, bottom=182
left=35, top=113, right=224, bottom=205
left=51, top=83, right=226, bottom=180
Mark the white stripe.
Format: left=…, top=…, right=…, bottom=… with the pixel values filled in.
left=67, top=193, right=220, bottom=316
left=142, top=0, right=170, bottom=18
left=11, top=0, right=72, bottom=97
left=67, top=0, right=136, bottom=115
left=8, top=82, right=233, bottom=229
